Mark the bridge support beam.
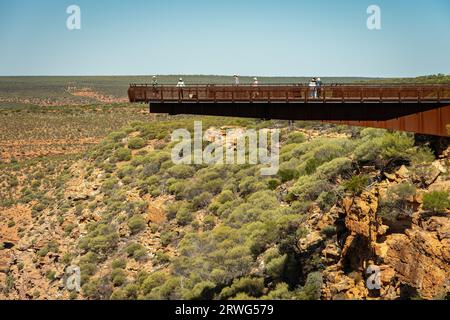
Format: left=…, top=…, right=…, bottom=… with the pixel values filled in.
left=149, top=102, right=450, bottom=136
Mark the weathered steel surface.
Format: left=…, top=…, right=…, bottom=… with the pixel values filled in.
left=147, top=101, right=448, bottom=122
left=128, top=84, right=450, bottom=136
left=128, top=84, right=450, bottom=104
left=327, top=106, right=450, bottom=137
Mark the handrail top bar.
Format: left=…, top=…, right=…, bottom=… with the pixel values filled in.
left=129, top=83, right=450, bottom=87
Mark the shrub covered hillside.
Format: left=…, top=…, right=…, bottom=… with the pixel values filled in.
left=0, top=117, right=448, bottom=300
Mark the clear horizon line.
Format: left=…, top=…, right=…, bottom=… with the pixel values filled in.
left=0, top=74, right=443, bottom=79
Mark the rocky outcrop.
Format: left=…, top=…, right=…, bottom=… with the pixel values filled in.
left=320, top=163, right=450, bottom=300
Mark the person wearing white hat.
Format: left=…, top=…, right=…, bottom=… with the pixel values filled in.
left=176, top=78, right=186, bottom=99
left=252, top=77, right=259, bottom=87
left=152, top=75, right=158, bottom=87
left=176, top=78, right=185, bottom=87
left=234, top=74, right=240, bottom=86
left=309, top=78, right=317, bottom=99
left=316, top=77, right=322, bottom=98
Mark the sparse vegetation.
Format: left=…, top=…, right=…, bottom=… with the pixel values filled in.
left=423, top=191, right=450, bottom=213
left=0, top=77, right=447, bottom=301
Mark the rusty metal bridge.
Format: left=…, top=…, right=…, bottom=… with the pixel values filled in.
left=128, top=84, right=450, bottom=136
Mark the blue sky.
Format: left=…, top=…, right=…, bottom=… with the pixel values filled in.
left=0, top=0, right=449, bottom=77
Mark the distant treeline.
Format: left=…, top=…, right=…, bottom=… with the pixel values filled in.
left=0, top=74, right=448, bottom=102
left=358, top=74, right=450, bottom=85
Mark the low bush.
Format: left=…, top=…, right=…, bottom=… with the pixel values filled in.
left=343, top=175, right=370, bottom=195
left=423, top=191, right=449, bottom=213
left=127, top=215, right=147, bottom=234
left=114, top=148, right=132, bottom=162
left=128, top=137, right=146, bottom=150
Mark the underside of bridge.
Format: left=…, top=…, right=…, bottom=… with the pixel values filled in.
left=327, top=105, right=450, bottom=137
left=149, top=102, right=450, bottom=137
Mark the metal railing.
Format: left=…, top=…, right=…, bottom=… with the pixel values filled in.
left=128, top=84, right=450, bottom=104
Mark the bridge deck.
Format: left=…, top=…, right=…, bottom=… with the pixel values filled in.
left=128, top=84, right=450, bottom=136
left=128, top=84, right=450, bottom=104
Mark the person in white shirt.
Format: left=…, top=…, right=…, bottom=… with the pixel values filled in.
left=252, top=77, right=259, bottom=87
left=309, top=78, right=317, bottom=99
left=176, top=78, right=185, bottom=99
left=316, top=77, right=322, bottom=98
left=176, top=78, right=185, bottom=87
left=234, top=74, right=240, bottom=86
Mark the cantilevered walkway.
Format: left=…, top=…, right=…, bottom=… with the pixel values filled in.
left=128, top=84, right=450, bottom=136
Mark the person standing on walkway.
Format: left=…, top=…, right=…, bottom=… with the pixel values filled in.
left=316, top=77, right=322, bottom=98
left=176, top=78, right=185, bottom=87
left=234, top=74, right=240, bottom=86
left=152, top=75, right=158, bottom=87
left=176, top=78, right=186, bottom=99
left=252, top=77, right=260, bottom=99
left=309, top=78, right=317, bottom=98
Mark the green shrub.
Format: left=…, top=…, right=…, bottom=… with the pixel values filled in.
left=184, top=281, right=216, bottom=300
left=125, top=242, right=146, bottom=260
left=82, top=277, right=112, bottom=300
left=378, top=182, right=417, bottom=222
left=141, top=271, right=168, bottom=295
left=263, top=282, right=292, bottom=300
left=278, top=169, right=299, bottom=183
left=102, top=177, right=118, bottom=191
left=176, top=206, right=194, bottom=226
left=297, top=272, right=323, bottom=300
left=112, top=259, right=127, bottom=269
left=216, top=190, right=234, bottom=203
left=160, top=231, right=176, bottom=246
left=127, top=215, right=147, bottom=234
left=203, top=215, right=216, bottom=230
left=289, top=176, right=332, bottom=202
left=192, top=192, right=212, bottom=209
left=285, top=131, right=306, bottom=144
left=264, top=249, right=287, bottom=280
left=219, top=277, right=265, bottom=299
left=37, top=241, right=59, bottom=257
left=317, top=191, right=338, bottom=211
left=155, top=251, right=171, bottom=264
left=267, top=178, right=281, bottom=190
left=167, top=165, right=195, bottom=179
left=117, top=165, right=135, bottom=179
left=110, top=288, right=126, bottom=300
left=79, top=223, right=119, bottom=255
left=45, top=270, right=56, bottom=282
left=391, top=182, right=416, bottom=199
left=423, top=191, right=450, bottom=213
left=79, top=252, right=98, bottom=283
left=111, top=268, right=126, bottom=287
left=304, top=158, right=321, bottom=175
left=315, top=157, right=352, bottom=180
left=354, top=130, right=415, bottom=164
left=114, top=148, right=132, bottom=162
left=343, top=175, right=370, bottom=195
left=128, top=137, right=146, bottom=150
